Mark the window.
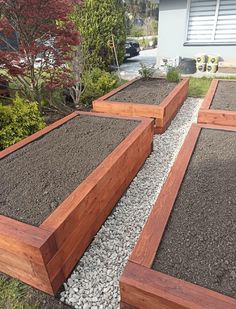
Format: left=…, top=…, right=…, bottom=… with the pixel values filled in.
left=186, top=0, right=236, bottom=44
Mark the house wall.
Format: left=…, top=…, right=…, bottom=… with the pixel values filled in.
left=157, top=0, right=236, bottom=65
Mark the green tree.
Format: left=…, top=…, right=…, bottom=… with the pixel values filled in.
left=124, top=0, right=158, bottom=19
left=130, top=25, right=143, bottom=37
left=72, top=0, right=126, bottom=70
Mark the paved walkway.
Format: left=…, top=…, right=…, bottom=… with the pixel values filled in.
left=119, top=48, right=157, bottom=80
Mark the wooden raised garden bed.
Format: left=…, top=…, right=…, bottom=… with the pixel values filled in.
left=0, top=111, right=154, bottom=295
left=93, top=78, right=189, bottom=134
left=198, top=79, right=236, bottom=127
left=120, top=123, right=236, bottom=309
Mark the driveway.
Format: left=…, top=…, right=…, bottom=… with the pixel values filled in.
left=120, top=48, right=158, bottom=80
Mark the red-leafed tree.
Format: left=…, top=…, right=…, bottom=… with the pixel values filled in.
left=0, top=0, right=81, bottom=111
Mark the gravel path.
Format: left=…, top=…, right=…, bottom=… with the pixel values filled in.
left=60, top=97, right=202, bottom=309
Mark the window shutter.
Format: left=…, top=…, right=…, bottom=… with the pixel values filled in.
left=215, top=0, right=236, bottom=42
left=187, top=0, right=217, bottom=42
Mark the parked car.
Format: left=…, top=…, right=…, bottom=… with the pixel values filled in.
left=125, top=40, right=140, bottom=60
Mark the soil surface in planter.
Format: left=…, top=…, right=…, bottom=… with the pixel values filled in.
left=108, top=78, right=177, bottom=105
left=153, top=129, right=236, bottom=299
left=211, top=81, right=236, bottom=111
left=0, top=115, right=139, bottom=226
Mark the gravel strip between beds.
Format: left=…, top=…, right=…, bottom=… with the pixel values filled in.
left=60, top=97, right=202, bottom=309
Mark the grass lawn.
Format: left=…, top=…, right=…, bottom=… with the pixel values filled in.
left=189, top=77, right=213, bottom=97
left=189, top=76, right=236, bottom=98
left=0, top=274, right=71, bottom=309
left=0, top=276, right=36, bottom=309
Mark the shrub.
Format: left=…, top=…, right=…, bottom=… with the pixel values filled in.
left=72, top=0, right=126, bottom=70
left=130, top=25, right=144, bottom=37
left=0, top=96, right=45, bottom=150
left=166, top=66, right=181, bottom=82
left=140, top=38, right=150, bottom=49
left=80, top=68, right=120, bottom=106
left=150, top=20, right=158, bottom=35
left=138, top=63, right=155, bottom=79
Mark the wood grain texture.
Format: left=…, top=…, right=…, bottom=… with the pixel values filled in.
left=120, top=262, right=236, bottom=309
left=198, top=109, right=236, bottom=126
left=197, top=79, right=236, bottom=127
left=42, top=117, right=154, bottom=285
left=120, top=302, right=139, bottom=309
left=129, top=124, right=200, bottom=267
left=120, top=124, right=236, bottom=309
left=0, top=217, right=54, bottom=294
left=163, top=79, right=189, bottom=124
left=93, top=100, right=163, bottom=119
left=93, top=78, right=189, bottom=134
left=0, top=112, right=154, bottom=295
left=198, top=123, right=236, bottom=132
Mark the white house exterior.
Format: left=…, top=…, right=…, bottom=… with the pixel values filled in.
left=157, top=0, right=236, bottom=65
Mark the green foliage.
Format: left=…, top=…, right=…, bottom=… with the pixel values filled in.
left=125, top=0, right=159, bottom=19
left=0, top=96, right=45, bottom=150
left=166, top=66, right=181, bottom=83
left=189, top=76, right=236, bottom=98
left=0, top=277, right=37, bottom=309
left=72, top=0, right=126, bottom=70
left=128, top=20, right=158, bottom=38
left=138, top=63, right=155, bottom=79
left=80, top=68, right=120, bottom=106
left=150, top=19, right=158, bottom=35
left=130, top=25, right=143, bottom=37
left=140, top=37, right=150, bottom=49
left=189, top=77, right=213, bottom=97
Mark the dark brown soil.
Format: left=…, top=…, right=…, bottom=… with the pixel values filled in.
left=0, top=273, right=72, bottom=309
left=0, top=114, right=138, bottom=226
left=153, top=129, right=236, bottom=299
left=108, top=78, right=177, bottom=105
left=211, top=81, right=236, bottom=111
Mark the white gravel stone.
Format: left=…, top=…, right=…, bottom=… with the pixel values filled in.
left=61, top=98, right=202, bottom=308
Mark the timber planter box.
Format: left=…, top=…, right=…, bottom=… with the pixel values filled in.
left=198, top=79, right=236, bottom=127
left=93, top=78, right=189, bottom=134
left=120, top=123, right=236, bottom=309
left=0, top=111, right=154, bottom=296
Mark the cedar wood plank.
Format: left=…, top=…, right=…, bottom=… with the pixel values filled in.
left=42, top=119, right=153, bottom=282
left=120, top=262, right=236, bottom=309
left=120, top=123, right=236, bottom=309
left=198, top=79, right=236, bottom=127
left=0, top=112, right=154, bottom=295
left=93, top=79, right=189, bottom=133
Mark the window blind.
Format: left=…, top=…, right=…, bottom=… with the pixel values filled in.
left=215, top=0, right=236, bottom=42
left=186, top=0, right=236, bottom=43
